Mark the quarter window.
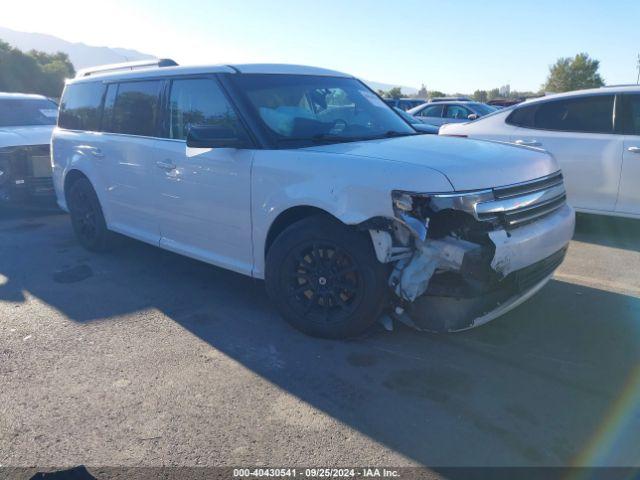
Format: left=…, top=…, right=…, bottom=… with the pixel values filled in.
left=58, top=82, right=105, bottom=131
left=506, top=105, right=536, bottom=128
left=168, top=78, right=244, bottom=140
left=105, top=80, right=162, bottom=137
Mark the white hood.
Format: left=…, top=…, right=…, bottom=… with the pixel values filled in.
left=305, top=135, right=559, bottom=191
left=0, top=125, right=54, bottom=149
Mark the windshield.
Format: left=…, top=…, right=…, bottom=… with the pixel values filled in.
left=468, top=103, right=497, bottom=115
left=228, top=74, right=415, bottom=147
left=0, top=98, right=58, bottom=127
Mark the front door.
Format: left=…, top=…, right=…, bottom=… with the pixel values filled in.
left=154, top=77, right=254, bottom=275
left=616, top=93, right=640, bottom=216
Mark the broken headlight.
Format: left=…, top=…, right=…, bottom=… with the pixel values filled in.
left=393, top=189, right=495, bottom=220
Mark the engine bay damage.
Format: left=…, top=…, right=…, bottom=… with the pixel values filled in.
left=362, top=188, right=570, bottom=333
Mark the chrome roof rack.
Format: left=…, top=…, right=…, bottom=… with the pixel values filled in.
left=76, top=58, right=179, bottom=78
left=600, top=84, right=640, bottom=88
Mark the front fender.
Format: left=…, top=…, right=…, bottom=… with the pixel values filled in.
left=250, top=149, right=453, bottom=277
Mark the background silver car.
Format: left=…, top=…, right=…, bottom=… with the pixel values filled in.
left=408, top=101, right=496, bottom=126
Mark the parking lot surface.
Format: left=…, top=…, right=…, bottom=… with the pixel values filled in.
left=1, top=208, right=639, bottom=469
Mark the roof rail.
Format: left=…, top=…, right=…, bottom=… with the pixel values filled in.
left=76, top=58, right=179, bottom=78
left=600, top=84, right=640, bottom=88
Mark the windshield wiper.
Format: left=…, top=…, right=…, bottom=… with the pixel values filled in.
left=275, top=133, right=366, bottom=145
left=274, top=131, right=417, bottom=146
left=382, top=130, right=419, bottom=138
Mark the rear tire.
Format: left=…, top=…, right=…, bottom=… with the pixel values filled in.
left=265, top=215, right=389, bottom=339
left=67, top=177, right=114, bottom=252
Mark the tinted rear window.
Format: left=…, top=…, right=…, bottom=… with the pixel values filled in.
left=618, top=94, right=640, bottom=135
left=507, top=95, right=614, bottom=134
left=507, top=104, right=537, bottom=127
left=104, top=80, right=162, bottom=137
left=0, top=98, right=58, bottom=127
left=58, top=82, right=105, bottom=131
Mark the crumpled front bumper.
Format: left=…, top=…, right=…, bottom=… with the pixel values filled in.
left=399, top=204, right=575, bottom=332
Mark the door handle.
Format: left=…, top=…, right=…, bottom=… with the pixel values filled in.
left=514, top=139, right=542, bottom=147
left=628, top=146, right=640, bottom=154
left=156, top=160, right=176, bottom=171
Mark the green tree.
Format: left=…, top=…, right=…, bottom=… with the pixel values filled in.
left=544, top=53, right=604, bottom=93
left=428, top=90, right=446, bottom=99
left=473, top=89, right=488, bottom=102
left=0, top=40, right=75, bottom=98
left=487, top=88, right=500, bottom=100
left=386, top=87, right=403, bottom=99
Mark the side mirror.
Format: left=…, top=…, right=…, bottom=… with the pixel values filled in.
left=186, top=124, right=250, bottom=149
left=467, top=113, right=479, bottom=120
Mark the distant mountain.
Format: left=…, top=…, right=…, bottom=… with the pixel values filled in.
left=364, top=80, right=418, bottom=96
left=0, top=26, right=417, bottom=95
left=0, top=26, right=156, bottom=70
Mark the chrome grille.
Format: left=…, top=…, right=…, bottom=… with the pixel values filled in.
left=475, top=172, right=566, bottom=228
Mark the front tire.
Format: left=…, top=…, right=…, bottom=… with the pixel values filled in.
left=67, top=177, right=114, bottom=252
left=265, top=215, right=389, bottom=339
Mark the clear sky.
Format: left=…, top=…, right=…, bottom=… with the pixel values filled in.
left=2, top=0, right=639, bottom=93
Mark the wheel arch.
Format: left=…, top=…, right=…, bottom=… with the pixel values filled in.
left=264, top=205, right=338, bottom=257
left=63, top=169, right=90, bottom=205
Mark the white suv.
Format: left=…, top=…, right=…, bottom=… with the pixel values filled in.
left=439, top=86, right=640, bottom=219
left=52, top=61, right=575, bottom=338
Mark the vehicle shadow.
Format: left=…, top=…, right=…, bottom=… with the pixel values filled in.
left=1, top=211, right=640, bottom=467
left=574, top=212, right=640, bottom=253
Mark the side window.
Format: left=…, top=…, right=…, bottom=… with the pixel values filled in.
left=101, top=83, right=118, bottom=132
left=107, top=80, right=162, bottom=137
left=58, top=82, right=106, bottom=131
left=417, top=104, right=443, bottom=118
left=618, top=94, right=640, bottom=135
left=444, top=105, right=471, bottom=120
left=168, top=78, right=244, bottom=140
left=534, top=95, right=614, bottom=133
left=506, top=104, right=537, bottom=127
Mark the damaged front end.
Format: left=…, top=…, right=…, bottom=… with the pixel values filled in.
left=0, top=145, right=55, bottom=205
left=364, top=171, right=574, bottom=332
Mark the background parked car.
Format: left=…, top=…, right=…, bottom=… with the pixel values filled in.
left=439, top=86, right=640, bottom=219
left=393, top=107, right=439, bottom=134
left=428, top=96, right=472, bottom=103
left=383, top=98, right=426, bottom=111
left=0, top=92, right=58, bottom=206
left=408, top=101, right=496, bottom=126
left=487, top=98, right=526, bottom=108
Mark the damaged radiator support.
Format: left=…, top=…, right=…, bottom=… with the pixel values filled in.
left=366, top=210, right=568, bottom=333
left=365, top=172, right=571, bottom=332
left=389, top=235, right=481, bottom=302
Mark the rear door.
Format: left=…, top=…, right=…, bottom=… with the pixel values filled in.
left=616, top=93, right=640, bottom=216
left=99, top=79, right=165, bottom=244
left=508, top=94, right=622, bottom=213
